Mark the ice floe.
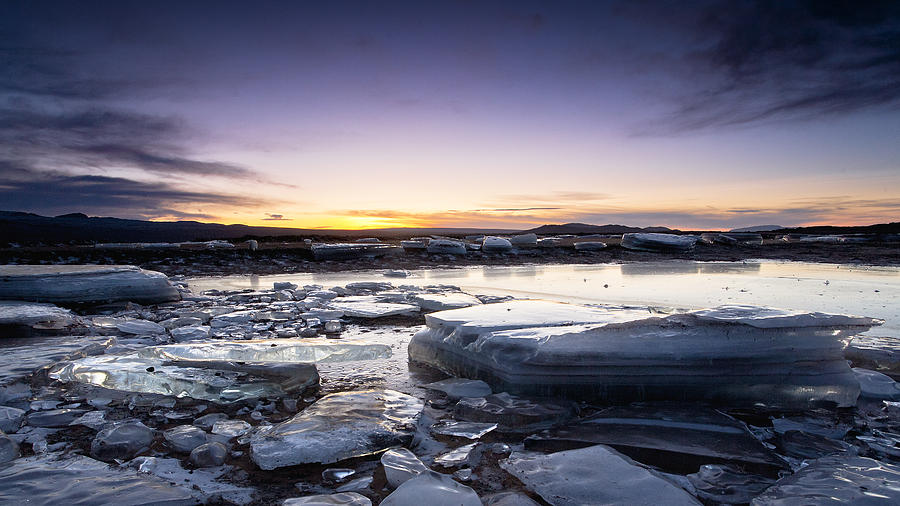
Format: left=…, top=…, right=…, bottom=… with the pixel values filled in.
left=408, top=292, right=482, bottom=312
left=250, top=389, right=423, bottom=469
left=501, top=445, right=701, bottom=505
left=751, top=456, right=900, bottom=505
left=622, top=233, right=698, bottom=252
left=525, top=406, right=786, bottom=474
left=0, top=265, right=181, bottom=305
left=409, top=300, right=880, bottom=408
left=0, top=454, right=196, bottom=505
left=0, top=301, right=78, bottom=334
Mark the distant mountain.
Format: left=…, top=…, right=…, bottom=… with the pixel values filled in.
left=0, top=211, right=520, bottom=245
left=775, top=222, right=900, bottom=235
left=522, top=223, right=674, bottom=235
left=729, top=225, right=784, bottom=232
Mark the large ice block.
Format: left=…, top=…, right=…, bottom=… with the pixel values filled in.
left=621, top=233, right=698, bottom=252
left=751, top=456, right=900, bottom=505
left=311, top=243, right=401, bottom=261
left=0, top=265, right=181, bottom=305
left=250, top=389, right=423, bottom=469
left=408, top=301, right=882, bottom=408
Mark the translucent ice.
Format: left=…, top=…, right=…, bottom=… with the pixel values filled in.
left=854, top=368, right=900, bottom=400
left=381, top=470, right=480, bottom=506
left=409, top=293, right=482, bottom=312
left=0, top=301, right=77, bottom=333
left=422, top=378, right=492, bottom=400
left=144, top=339, right=392, bottom=363
left=621, top=233, right=698, bottom=252
left=409, top=301, right=880, bottom=408
left=752, top=456, right=900, bottom=505
left=0, top=265, right=181, bottom=305
left=328, top=298, right=419, bottom=318
left=381, top=448, right=429, bottom=488
left=250, top=390, right=423, bottom=469
left=687, top=464, right=775, bottom=504
left=284, top=493, right=372, bottom=505
left=481, top=236, right=513, bottom=253
left=430, top=420, right=497, bottom=439
left=501, top=445, right=701, bottom=506
left=454, top=393, right=576, bottom=432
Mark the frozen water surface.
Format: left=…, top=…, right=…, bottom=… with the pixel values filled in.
left=187, top=261, right=900, bottom=339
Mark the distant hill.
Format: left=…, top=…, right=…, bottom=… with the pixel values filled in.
left=522, top=223, right=674, bottom=235
left=775, top=222, right=900, bottom=235
left=0, top=211, right=519, bottom=245
left=730, top=225, right=784, bottom=232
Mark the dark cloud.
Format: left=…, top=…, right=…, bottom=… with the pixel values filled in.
left=0, top=169, right=268, bottom=220
left=642, top=0, right=900, bottom=133
left=262, top=213, right=291, bottom=221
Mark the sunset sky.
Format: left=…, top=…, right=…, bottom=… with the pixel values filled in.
left=2, top=1, right=898, bottom=230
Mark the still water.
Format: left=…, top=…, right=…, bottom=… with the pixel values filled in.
left=188, top=261, right=900, bottom=338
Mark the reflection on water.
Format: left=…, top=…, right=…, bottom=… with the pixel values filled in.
left=187, top=261, right=900, bottom=338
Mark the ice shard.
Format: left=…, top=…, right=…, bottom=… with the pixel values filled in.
left=524, top=406, right=787, bottom=474
left=751, top=456, right=900, bottom=505
left=0, top=265, right=181, bottom=305
left=250, top=389, right=423, bottom=469
left=500, top=445, right=701, bottom=506
left=408, top=301, right=881, bottom=408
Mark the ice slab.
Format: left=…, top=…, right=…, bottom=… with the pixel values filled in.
left=409, top=301, right=879, bottom=408
left=381, top=470, right=480, bottom=506
left=687, top=464, right=775, bottom=504
left=0, top=265, right=181, bottom=305
left=501, top=445, right=701, bottom=506
left=481, top=236, right=513, bottom=253
left=328, top=299, right=419, bottom=318
left=510, top=233, right=538, bottom=246
left=430, top=420, right=497, bottom=439
left=751, top=456, right=900, bottom=505
left=144, top=339, right=392, bottom=363
left=50, top=353, right=319, bottom=403
left=845, top=336, right=900, bottom=377
left=381, top=448, right=429, bottom=488
left=854, top=368, right=900, bottom=400
left=573, top=241, right=607, bottom=251
left=525, top=406, right=786, bottom=474
left=422, top=378, right=492, bottom=400
left=453, top=393, right=576, bottom=432
left=250, top=389, right=423, bottom=469
left=622, top=233, right=698, bottom=252
left=284, top=493, right=372, bottom=505
left=408, top=293, right=482, bottom=312
left=312, top=243, right=401, bottom=261
left=116, top=319, right=166, bottom=335
left=426, top=239, right=466, bottom=255
left=433, top=442, right=477, bottom=467
left=0, top=301, right=78, bottom=334
left=0, top=454, right=196, bottom=505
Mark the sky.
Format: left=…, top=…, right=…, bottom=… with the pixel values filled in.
left=1, top=0, right=898, bottom=230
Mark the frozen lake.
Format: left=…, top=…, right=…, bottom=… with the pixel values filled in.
left=188, top=261, right=900, bottom=338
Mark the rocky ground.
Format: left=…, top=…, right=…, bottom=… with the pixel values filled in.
left=1, top=239, right=899, bottom=278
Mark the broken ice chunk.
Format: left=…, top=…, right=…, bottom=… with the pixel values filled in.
left=687, top=464, right=775, bottom=505
left=328, top=298, right=418, bottom=318
left=500, top=445, right=701, bottom=506
left=0, top=265, right=181, bottom=304
left=525, top=406, right=787, bottom=475
left=0, top=454, right=196, bottom=504
left=844, top=335, right=900, bottom=377
left=0, top=301, right=78, bottom=335
left=381, top=470, right=480, bottom=506
left=116, top=319, right=166, bottom=335
left=422, top=379, right=492, bottom=400
left=854, top=367, right=900, bottom=400
left=408, top=293, right=482, bottom=312
left=481, top=236, right=513, bottom=253
left=434, top=442, right=477, bottom=467
left=0, top=406, right=25, bottom=433
left=250, top=390, right=423, bottom=469
left=91, top=421, right=155, bottom=462
left=311, top=243, right=401, bottom=261
left=164, top=425, right=208, bottom=453
left=751, top=456, right=900, bottom=505
left=621, top=233, right=698, bottom=252
left=283, top=492, right=372, bottom=505
left=381, top=448, right=429, bottom=488
left=409, top=301, right=879, bottom=408
left=144, top=339, right=392, bottom=363
left=426, top=239, right=466, bottom=255
left=430, top=420, right=497, bottom=439
left=170, top=325, right=211, bottom=342
left=212, top=419, right=251, bottom=438
left=453, top=393, right=576, bottom=432
left=0, top=432, right=19, bottom=464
